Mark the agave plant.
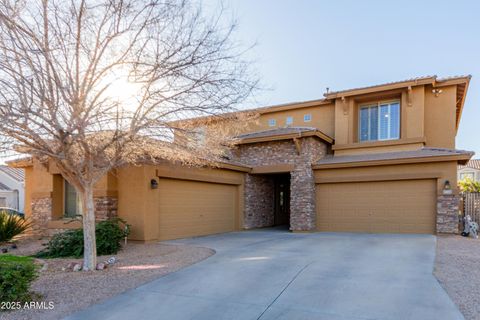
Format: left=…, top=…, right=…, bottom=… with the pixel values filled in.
left=0, top=210, right=32, bottom=243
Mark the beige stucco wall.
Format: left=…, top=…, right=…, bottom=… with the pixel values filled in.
left=117, top=164, right=245, bottom=241
left=254, top=103, right=335, bottom=137
left=424, top=85, right=457, bottom=149
left=314, top=161, right=458, bottom=195
left=302, top=83, right=457, bottom=155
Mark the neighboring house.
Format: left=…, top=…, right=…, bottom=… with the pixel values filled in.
left=9, top=75, right=473, bottom=238
left=0, top=165, right=25, bottom=212
left=458, top=159, right=480, bottom=182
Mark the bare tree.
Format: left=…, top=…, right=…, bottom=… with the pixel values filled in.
left=0, top=0, right=258, bottom=270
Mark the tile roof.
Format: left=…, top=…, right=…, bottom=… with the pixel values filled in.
left=315, top=148, right=474, bottom=166
left=459, top=159, right=480, bottom=170
left=0, top=182, right=11, bottom=191
left=0, top=165, right=25, bottom=182
left=235, top=127, right=319, bottom=140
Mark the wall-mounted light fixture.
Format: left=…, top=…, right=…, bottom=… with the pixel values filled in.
left=432, top=88, right=443, bottom=97
left=150, top=179, right=158, bottom=189
left=443, top=180, right=452, bottom=195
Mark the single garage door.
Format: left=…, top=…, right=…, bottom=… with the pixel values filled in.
left=158, top=178, right=237, bottom=240
left=316, top=179, right=436, bottom=234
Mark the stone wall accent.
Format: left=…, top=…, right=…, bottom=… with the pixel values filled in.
left=233, top=136, right=327, bottom=231
left=30, top=197, right=52, bottom=235
left=244, top=174, right=275, bottom=229
left=94, top=196, right=118, bottom=220
left=29, top=196, right=118, bottom=236
left=437, top=194, right=460, bottom=234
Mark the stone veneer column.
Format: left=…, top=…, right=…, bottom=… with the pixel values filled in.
left=289, top=137, right=325, bottom=231
left=30, top=197, right=53, bottom=235
left=437, top=194, right=460, bottom=234
left=290, top=163, right=316, bottom=231
left=94, top=197, right=118, bottom=220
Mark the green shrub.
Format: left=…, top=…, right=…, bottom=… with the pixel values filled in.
left=36, top=218, right=130, bottom=258
left=0, top=255, right=38, bottom=304
left=0, top=210, right=32, bottom=243
left=459, top=178, right=480, bottom=193
left=35, top=229, right=84, bottom=258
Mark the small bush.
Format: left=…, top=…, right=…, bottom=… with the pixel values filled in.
left=36, top=218, right=130, bottom=258
left=459, top=178, right=480, bottom=193
left=0, top=255, right=38, bottom=304
left=0, top=210, right=32, bottom=243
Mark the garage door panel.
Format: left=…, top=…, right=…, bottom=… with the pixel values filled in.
left=158, top=179, right=237, bottom=240
left=317, top=179, right=436, bottom=234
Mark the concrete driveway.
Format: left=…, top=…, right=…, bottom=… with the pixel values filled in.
left=66, top=230, right=463, bottom=320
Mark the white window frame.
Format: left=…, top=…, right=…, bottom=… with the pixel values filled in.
left=268, top=119, right=276, bottom=127
left=303, top=114, right=312, bottom=122
left=286, top=116, right=293, bottom=126
left=359, top=100, right=400, bottom=142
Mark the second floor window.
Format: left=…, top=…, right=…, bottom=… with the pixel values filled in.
left=359, top=101, right=400, bottom=142
left=304, top=114, right=312, bottom=122
left=286, top=116, right=293, bottom=126
left=268, top=119, right=276, bottom=127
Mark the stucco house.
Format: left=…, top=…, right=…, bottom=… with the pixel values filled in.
left=9, top=75, right=474, bottom=239
left=0, top=165, right=25, bottom=212
left=458, top=159, right=480, bottom=182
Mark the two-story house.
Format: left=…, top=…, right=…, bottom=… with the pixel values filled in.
left=9, top=75, right=473, bottom=239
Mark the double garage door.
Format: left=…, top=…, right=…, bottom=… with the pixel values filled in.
left=157, top=178, right=237, bottom=240
left=316, top=179, right=437, bottom=234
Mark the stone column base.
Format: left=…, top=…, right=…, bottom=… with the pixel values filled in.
left=437, top=194, right=460, bottom=234
left=30, top=197, right=53, bottom=236
left=94, top=197, right=118, bottom=220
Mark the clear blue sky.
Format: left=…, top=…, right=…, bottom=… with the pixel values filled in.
left=212, top=0, right=480, bottom=157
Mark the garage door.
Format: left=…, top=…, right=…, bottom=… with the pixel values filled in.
left=316, top=179, right=436, bottom=234
left=158, top=178, right=237, bottom=240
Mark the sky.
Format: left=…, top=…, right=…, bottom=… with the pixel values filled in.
left=209, top=0, right=480, bottom=157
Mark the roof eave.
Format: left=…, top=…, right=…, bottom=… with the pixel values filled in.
left=234, top=130, right=334, bottom=145
left=452, top=76, right=471, bottom=131
left=313, top=153, right=473, bottom=170
left=6, top=157, right=33, bottom=168
left=323, top=76, right=437, bottom=99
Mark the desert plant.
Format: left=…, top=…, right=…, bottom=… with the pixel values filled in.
left=458, top=178, right=480, bottom=193
left=36, top=218, right=130, bottom=258
left=0, top=255, right=38, bottom=304
left=0, top=210, right=32, bottom=243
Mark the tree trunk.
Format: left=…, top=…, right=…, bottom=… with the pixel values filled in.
left=80, top=186, right=97, bottom=271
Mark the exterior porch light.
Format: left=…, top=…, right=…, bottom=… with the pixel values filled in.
left=150, top=178, right=159, bottom=189
left=443, top=180, right=452, bottom=195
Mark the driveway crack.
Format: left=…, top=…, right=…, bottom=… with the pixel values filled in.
left=256, top=261, right=313, bottom=320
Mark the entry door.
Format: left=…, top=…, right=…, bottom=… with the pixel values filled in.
left=274, top=175, right=290, bottom=226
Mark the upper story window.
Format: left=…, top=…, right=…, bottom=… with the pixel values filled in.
left=286, top=116, right=293, bottom=126
left=359, top=101, right=400, bottom=142
left=268, top=119, right=276, bottom=127
left=303, top=114, right=312, bottom=122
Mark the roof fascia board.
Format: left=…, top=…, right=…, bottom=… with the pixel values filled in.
left=312, top=153, right=473, bottom=170
left=324, top=77, right=436, bottom=99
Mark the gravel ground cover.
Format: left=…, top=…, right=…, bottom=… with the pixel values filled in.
left=435, top=235, right=480, bottom=320
left=0, top=239, right=214, bottom=320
